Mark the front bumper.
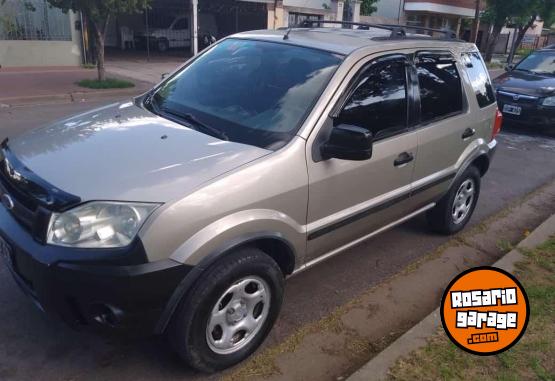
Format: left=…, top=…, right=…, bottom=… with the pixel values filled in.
left=0, top=205, right=191, bottom=334
left=497, top=98, right=555, bottom=127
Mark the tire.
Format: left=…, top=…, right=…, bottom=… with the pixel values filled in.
left=157, top=39, right=169, bottom=52
left=427, top=166, right=481, bottom=235
left=168, top=247, right=284, bottom=373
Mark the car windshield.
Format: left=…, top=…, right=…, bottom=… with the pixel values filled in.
left=515, top=51, right=555, bottom=76
left=148, top=38, right=343, bottom=149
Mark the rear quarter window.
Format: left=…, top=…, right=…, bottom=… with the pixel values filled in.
left=462, top=52, right=496, bottom=108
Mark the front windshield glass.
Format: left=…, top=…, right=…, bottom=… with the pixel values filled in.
left=149, top=38, right=343, bottom=149
left=515, top=51, right=555, bottom=75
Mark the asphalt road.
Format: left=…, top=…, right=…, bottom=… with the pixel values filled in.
left=0, top=99, right=554, bottom=381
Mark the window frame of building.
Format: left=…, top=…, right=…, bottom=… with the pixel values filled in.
left=288, top=12, right=324, bottom=27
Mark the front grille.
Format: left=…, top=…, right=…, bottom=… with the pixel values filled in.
left=0, top=140, right=81, bottom=242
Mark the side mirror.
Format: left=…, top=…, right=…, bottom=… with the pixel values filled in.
left=321, top=124, right=373, bottom=161
left=505, top=64, right=515, bottom=72
left=161, top=73, right=169, bottom=80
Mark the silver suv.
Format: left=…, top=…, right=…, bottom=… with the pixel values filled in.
left=0, top=23, right=500, bottom=372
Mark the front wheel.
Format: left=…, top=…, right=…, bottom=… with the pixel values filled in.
left=168, top=247, right=284, bottom=373
left=427, top=166, right=481, bottom=235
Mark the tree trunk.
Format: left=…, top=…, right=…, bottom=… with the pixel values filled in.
left=484, top=23, right=503, bottom=62
left=90, top=16, right=110, bottom=82
left=470, top=0, right=481, bottom=43
left=508, top=16, right=535, bottom=64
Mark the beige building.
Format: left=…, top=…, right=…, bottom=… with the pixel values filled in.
left=267, top=0, right=355, bottom=29
left=372, top=0, right=477, bottom=34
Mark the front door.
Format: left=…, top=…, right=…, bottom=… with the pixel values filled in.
left=305, top=55, right=418, bottom=263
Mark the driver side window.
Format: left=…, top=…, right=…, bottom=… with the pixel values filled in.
left=336, top=59, right=408, bottom=140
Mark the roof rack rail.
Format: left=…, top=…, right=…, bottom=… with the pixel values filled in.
left=296, top=20, right=458, bottom=40
left=298, top=20, right=405, bottom=37
left=377, top=23, right=458, bottom=39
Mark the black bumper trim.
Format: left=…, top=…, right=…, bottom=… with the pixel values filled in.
left=1, top=204, right=192, bottom=334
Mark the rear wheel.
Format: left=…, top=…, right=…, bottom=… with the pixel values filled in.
left=427, top=166, right=481, bottom=235
left=168, top=247, right=284, bottom=373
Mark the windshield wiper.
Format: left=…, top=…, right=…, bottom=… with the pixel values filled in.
left=161, top=108, right=229, bottom=141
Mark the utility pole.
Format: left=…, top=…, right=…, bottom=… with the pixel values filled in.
left=191, top=0, right=198, bottom=56
left=470, top=0, right=481, bottom=43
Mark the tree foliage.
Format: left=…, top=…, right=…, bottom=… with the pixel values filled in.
left=482, top=0, right=555, bottom=62
left=360, top=0, right=379, bottom=16
left=45, top=0, right=148, bottom=24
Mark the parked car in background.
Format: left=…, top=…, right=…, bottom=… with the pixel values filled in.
left=494, top=47, right=555, bottom=129
left=135, top=13, right=217, bottom=52
left=0, top=23, right=499, bottom=373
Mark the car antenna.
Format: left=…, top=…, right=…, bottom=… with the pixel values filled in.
left=283, top=27, right=292, bottom=40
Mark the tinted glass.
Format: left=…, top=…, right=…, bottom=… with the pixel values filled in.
left=336, top=60, right=408, bottom=139
left=462, top=52, right=496, bottom=108
left=516, top=51, right=555, bottom=75
left=416, top=54, right=463, bottom=123
left=150, top=39, right=342, bottom=149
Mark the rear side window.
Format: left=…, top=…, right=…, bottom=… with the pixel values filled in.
left=462, top=52, right=496, bottom=108
left=416, top=52, right=463, bottom=123
left=336, top=59, right=408, bottom=140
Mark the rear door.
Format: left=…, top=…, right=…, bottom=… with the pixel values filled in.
left=409, top=51, right=472, bottom=207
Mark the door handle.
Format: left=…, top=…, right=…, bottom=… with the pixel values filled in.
left=394, top=152, right=414, bottom=167
left=462, top=128, right=476, bottom=139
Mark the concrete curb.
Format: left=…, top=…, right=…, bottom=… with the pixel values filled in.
left=347, top=213, right=555, bottom=381
left=0, top=87, right=147, bottom=107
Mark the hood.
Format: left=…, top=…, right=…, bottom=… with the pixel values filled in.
left=7, top=102, right=270, bottom=203
left=494, top=70, right=555, bottom=97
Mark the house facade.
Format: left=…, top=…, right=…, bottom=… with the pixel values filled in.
left=0, top=0, right=357, bottom=68
left=0, top=0, right=82, bottom=67
left=372, top=0, right=476, bottom=34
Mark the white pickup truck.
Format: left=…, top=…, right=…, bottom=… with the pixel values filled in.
left=135, top=14, right=217, bottom=52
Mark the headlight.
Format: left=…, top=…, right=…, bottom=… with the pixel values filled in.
left=542, top=96, right=555, bottom=106
left=47, top=202, right=159, bottom=248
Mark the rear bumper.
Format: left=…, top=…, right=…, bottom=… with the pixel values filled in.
left=0, top=205, right=191, bottom=335
left=487, top=139, right=498, bottom=164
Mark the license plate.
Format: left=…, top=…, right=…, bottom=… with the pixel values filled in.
left=0, top=236, right=13, bottom=268
left=503, top=104, right=522, bottom=116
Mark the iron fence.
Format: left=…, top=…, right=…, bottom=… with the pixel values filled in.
left=0, top=0, right=72, bottom=41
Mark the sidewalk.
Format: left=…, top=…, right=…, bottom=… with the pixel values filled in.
left=223, top=179, right=555, bottom=381
left=106, top=57, right=185, bottom=85
left=347, top=213, right=555, bottom=381
left=0, top=66, right=151, bottom=106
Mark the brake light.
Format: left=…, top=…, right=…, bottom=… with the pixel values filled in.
left=492, top=108, right=502, bottom=140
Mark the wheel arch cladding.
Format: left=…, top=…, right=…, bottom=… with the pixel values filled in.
left=242, top=237, right=296, bottom=276
left=472, top=154, right=490, bottom=177
left=154, top=234, right=295, bottom=334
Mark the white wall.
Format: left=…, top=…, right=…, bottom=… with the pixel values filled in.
left=283, top=0, right=332, bottom=10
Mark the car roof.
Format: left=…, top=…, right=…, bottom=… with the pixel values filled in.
left=233, top=28, right=476, bottom=56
